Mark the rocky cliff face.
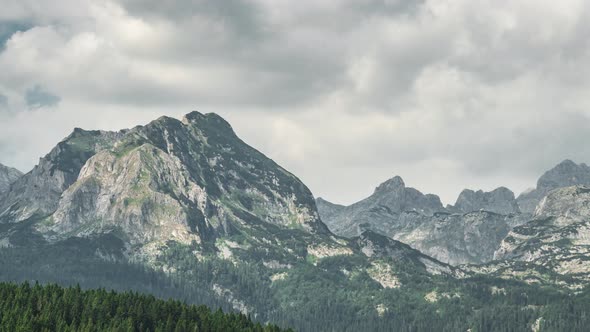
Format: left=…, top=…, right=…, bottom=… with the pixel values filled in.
left=452, top=187, right=520, bottom=215
left=0, top=164, right=22, bottom=195
left=315, top=197, right=345, bottom=223
left=0, top=129, right=124, bottom=222
left=517, top=160, right=590, bottom=213
left=394, top=211, right=525, bottom=265
left=493, top=186, right=590, bottom=287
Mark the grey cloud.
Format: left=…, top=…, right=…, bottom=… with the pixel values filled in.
left=120, top=0, right=266, bottom=39
left=25, top=85, right=60, bottom=109
left=0, top=93, right=7, bottom=111
left=354, top=0, right=426, bottom=17
left=0, top=22, right=32, bottom=51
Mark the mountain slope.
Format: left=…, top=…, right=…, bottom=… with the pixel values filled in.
left=0, top=129, right=124, bottom=222
left=492, top=186, right=590, bottom=287
left=394, top=211, right=525, bottom=265
left=0, top=163, right=22, bottom=195
left=353, top=230, right=460, bottom=276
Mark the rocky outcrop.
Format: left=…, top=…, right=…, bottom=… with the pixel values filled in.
left=394, top=211, right=525, bottom=265
left=0, top=164, right=22, bottom=195
left=494, top=186, right=590, bottom=286
left=371, top=176, right=444, bottom=215
left=452, top=187, right=520, bottom=215
left=517, top=160, right=590, bottom=213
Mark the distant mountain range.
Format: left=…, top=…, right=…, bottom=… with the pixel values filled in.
left=317, top=159, right=590, bottom=268
left=1, top=112, right=590, bottom=331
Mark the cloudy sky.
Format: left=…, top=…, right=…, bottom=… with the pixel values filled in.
left=1, top=0, right=590, bottom=205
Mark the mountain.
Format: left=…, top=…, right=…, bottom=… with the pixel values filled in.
left=1, top=111, right=588, bottom=331
left=491, top=186, right=590, bottom=287
left=517, top=160, right=590, bottom=213
left=0, top=163, right=22, bottom=195
left=451, top=187, right=520, bottom=215
left=316, top=177, right=528, bottom=265
left=1, top=112, right=328, bottom=254
left=0, top=111, right=467, bottom=331
left=318, top=176, right=444, bottom=237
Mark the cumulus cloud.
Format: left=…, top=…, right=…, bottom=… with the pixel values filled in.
left=0, top=0, right=590, bottom=204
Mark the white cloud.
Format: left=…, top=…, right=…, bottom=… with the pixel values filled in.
left=1, top=0, right=590, bottom=205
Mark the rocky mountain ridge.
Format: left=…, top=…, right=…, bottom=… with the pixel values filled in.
left=317, top=160, right=590, bottom=267
left=318, top=176, right=445, bottom=237
left=517, top=160, right=590, bottom=213
left=317, top=176, right=528, bottom=265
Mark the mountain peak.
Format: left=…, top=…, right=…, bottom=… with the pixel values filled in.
left=1, top=111, right=329, bottom=254
left=182, top=111, right=235, bottom=135
left=0, top=163, right=23, bottom=195
left=453, top=186, right=519, bottom=214
left=537, top=159, right=590, bottom=188
left=518, top=159, right=590, bottom=213
left=555, top=159, right=582, bottom=168
left=374, top=176, right=405, bottom=194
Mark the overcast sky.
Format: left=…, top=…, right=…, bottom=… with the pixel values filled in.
left=1, top=0, right=590, bottom=205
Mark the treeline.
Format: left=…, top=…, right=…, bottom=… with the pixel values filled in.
left=0, top=282, right=290, bottom=332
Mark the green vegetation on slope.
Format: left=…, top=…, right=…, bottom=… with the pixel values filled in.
left=2, top=237, right=590, bottom=331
